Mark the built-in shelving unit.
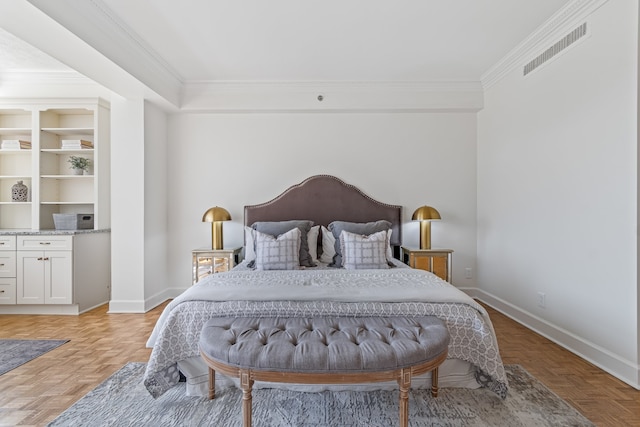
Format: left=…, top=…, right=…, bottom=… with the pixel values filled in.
left=0, top=99, right=110, bottom=230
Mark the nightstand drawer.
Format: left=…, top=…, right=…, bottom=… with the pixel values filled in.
left=0, top=252, right=16, bottom=277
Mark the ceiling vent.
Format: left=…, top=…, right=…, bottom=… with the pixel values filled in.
left=523, top=22, right=588, bottom=76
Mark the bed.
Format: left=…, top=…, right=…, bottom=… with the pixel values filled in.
left=144, top=175, right=508, bottom=399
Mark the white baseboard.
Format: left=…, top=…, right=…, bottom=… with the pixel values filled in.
left=0, top=304, right=80, bottom=315
left=107, top=299, right=146, bottom=313
left=107, top=288, right=186, bottom=313
left=461, top=287, right=640, bottom=390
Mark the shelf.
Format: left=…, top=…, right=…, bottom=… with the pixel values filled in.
left=0, top=175, right=31, bottom=180
left=0, top=202, right=30, bottom=205
left=41, top=128, right=93, bottom=136
left=41, top=149, right=94, bottom=154
left=40, top=202, right=93, bottom=205
left=41, top=175, right=93, bottom=180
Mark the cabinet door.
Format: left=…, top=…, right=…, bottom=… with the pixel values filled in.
left=45, top=251, right=72, bottom=304
left=17, top=251, right=45, bottom=304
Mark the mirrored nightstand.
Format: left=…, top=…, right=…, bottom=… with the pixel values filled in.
left=401, top=247, right=453, bottom=283
left=192, top=247, right=241, bottom=284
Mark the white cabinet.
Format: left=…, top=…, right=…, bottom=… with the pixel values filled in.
left=0, top=232, right=110, bottom=314
left=0, top=98, right=110, bottom=230
left=17, top=236, right=73, bottom=305
left=0, top=235, right=16, bottom=304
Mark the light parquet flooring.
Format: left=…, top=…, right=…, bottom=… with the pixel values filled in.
left=0, top=301, right=638, bottom=427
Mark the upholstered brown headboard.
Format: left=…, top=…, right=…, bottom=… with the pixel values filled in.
left=244, top=175, right=402, bottom=248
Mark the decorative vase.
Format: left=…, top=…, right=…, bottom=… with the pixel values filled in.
left=72, top=168, right=83, bottom=175
left=11, top=180, right=28, bottom=202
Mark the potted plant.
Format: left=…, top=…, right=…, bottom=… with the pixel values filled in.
left=67, top=156, right=91, bottom=175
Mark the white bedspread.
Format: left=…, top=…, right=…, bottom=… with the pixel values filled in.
left=144, top=265, right=508, bottom=398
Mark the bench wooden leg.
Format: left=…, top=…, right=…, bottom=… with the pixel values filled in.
left=431, top=367, right=439, bottom=397
left=398, top=368, right=411, bottom=427
left=208, top=367, right=215, bottom=400
left=240, top=369, right=254, bottom=427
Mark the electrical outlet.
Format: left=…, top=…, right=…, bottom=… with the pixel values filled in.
left=464, top=268, right=472, bottom=279
left=537, top=292, right=546, bottom=308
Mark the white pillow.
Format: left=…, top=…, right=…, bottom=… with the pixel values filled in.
left=320, top=226, right=336, bottom=264
left=307, top=225, right=320, bottom=263
left=254, top=228, right=301, bottom=270
left=339, top=229, right=390, bottom=270
left=244, top=226, right=256, bottom=262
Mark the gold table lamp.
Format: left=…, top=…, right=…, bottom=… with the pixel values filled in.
left=202, top=206, right=231, bottom=249
left=412, top=206, right=441, bottom=249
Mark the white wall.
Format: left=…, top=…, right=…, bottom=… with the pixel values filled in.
left=166, top=112, right=478, bottom=291
left=477, top=0, right=639, bottom=387
left=143, top=101, right=170, bottom=310
left=109, top=97, right=146, bottom=312
left=109, top=97, right=171, bottom=312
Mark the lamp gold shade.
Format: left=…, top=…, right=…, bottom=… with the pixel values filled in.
left=412, top=206, right=441, bottom=250
left=202, top=206, right=231, bottom=250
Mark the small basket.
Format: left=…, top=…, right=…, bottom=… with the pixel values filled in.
left=53, top=213, right=94, bottom=230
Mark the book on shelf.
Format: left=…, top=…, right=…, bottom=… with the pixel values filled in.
left=1, top=139, right=31, bottom=149
left=61, top=139, right=93, bottom=149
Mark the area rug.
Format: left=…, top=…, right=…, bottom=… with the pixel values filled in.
left=0, top=339, right=69, bottom=376
left=48, top=363, right=594, bottom=427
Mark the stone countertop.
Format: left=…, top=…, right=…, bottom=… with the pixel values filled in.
left=0, top=229, right=110, bottom=235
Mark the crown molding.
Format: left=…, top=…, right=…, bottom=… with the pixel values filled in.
left=180, top=80, right=484, bottom=113
left=0, top=70, right=93, bottom=85
left=185, top=80, right=483, bottom=93
left=481, top=0, right=609, bottom=89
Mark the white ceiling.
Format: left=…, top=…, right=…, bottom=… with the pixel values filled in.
left=1, top=0, right=570, bottom=85
left=99, top=0, right=570, bottom=82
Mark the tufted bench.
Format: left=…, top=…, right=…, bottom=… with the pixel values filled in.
left=199, top=316, right=450, bottom=427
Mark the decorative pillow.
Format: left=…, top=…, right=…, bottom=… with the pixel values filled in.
left=328, top=220, right=392, bottom=267
left=307, top=225, right=320, bottom=263
left=254, top=228, right=301, bottom=270
left=320, top=226, right=335, bottom=264
left=339, top=230, right=390, bottom=270
left=252, top=220, right=316, bottom=267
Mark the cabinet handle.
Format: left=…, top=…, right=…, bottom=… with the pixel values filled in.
left=0, top=290, right=4, bottom=293
left=43, top=257, right=49, bottom=261
left=0, top=242, right=4, bottom=245
left=37, top=257, right=43, bottom=260
left=0, top=263, right=3, bottom=266
left=39, top=242, right=51, bottom=245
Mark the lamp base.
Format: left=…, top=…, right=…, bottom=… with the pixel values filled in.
left=419, top=221, right=432, bottom=250
left=211, top=221, right=224, bottom=250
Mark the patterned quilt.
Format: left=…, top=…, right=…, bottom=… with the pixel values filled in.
left=144, top=265, right=508, bottom=398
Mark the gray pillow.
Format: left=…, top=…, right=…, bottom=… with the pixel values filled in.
left=328, top=220, right=392, bottom=267
left=251, top=220, right=316, bottom=267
